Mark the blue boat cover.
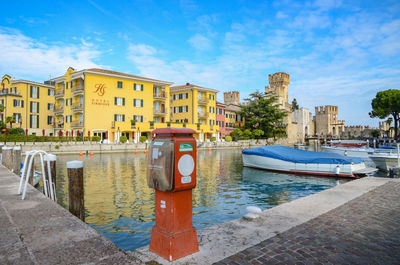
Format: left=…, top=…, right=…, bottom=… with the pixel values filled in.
left=378, top=146, right=395, bottom=149
left=242, top=145, right=363, bottom=164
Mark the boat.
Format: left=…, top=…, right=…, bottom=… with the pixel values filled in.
left=242, top=145, right=378, bottom=178
left=369, top=152, right=399, bottom=171
left=328, top=140, right=368, bottom=148
left=322, top=145, right=397, bottom=159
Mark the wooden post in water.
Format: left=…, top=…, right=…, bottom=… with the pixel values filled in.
left=12, top=147, right=22, bottom=175
left=67, top=161, right=84, bottom=221
left=44, top=154, right=57, bottom=186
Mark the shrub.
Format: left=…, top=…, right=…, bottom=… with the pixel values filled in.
left=9, top=128, right=25, bottom=135
left=210, top=136, right=216, bottom=142
left=120, top=135, right=127, bottom=143
left=91, top=136, right=101, bottom=142
left=55, top=145, right=60, bottom=149
left=225, top=135, right=232, bottom=142
left=149, top=121, right=154, bottom=126
left=139, top=136, right=147, bottom=143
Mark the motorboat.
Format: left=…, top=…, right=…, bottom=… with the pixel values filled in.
left=20, top=169, right=42, bottom=186
left=321, top=145, right=397, bottom=159
left=242, top=145, right=378, bottom=178
left=369, top=152, right=399, bottom=171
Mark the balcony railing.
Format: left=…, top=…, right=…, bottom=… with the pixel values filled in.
left=55, top=88, right=64, bottom=97
left=54, top=106, right=64, bottom=113
left=71, top=120, right=84, bottom=128
left=0, top=89, right=21, bottom=96
left=198, top=111, right=209, bottom=118
left=71, top=103, right=84, bottom=111
left=71, top=85, right=84, bottom=93
left=54, top=123, right=64, bottom=129
left=198, top=97, right=209, bottom=104
left=153, top=108, right=167, bottom=115
left=153, top=92, right=166, bottom=99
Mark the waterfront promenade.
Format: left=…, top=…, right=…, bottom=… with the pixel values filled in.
left=0, top=166, right=139, bottom=264
left=1, top=161, right=399, bottom=264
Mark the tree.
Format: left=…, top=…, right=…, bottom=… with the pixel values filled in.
left=252, top=129, right=264, bottom=139
left=5, top=116, right=15, bottom=128
left=371, top=130, right=379, bottom=138
left=0, top=104, right=4, bottom=114
left=239, top=91, right=287, bottom=138
left=232, top=128, right=243, bottom=141
left=369, top=89, right=400, bottom=140
left=291, top=98, right=299, bottom=112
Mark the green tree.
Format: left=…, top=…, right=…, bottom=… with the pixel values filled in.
left=239, top=91, right=287, bottom=138
left=291, top=98, right=299, bottom=112
left=252, top=129, right=264, bottom=139
left=5, top=116, right=15, bottom=128
left=242, top=129, right=253, bottom=140
left=371, top=130, right=379, bottom=138
left=0, top=104, right=4, bottom=114
left=232, top=128, right=243, bottom=140
left=369, top=89, right=400, bottom=140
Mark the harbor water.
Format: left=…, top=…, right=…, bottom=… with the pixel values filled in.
left=47, top=149, right=349, bottom=251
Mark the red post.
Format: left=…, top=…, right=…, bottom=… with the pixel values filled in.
left=71, top=131, right=74, bottom=137
left=5, top=128, right=8, bottom=137
left=25, top=129, right=28, bottom=137
left=147, top=128, right=198, bottom=261
left=42, top=129, right=45, bottom=137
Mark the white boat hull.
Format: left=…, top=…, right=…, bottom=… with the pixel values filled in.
left=321, top=146, right=374, bottom=158
left=243, top=153, right=370, bottom=178
left=370, top=154, right=399, bottom=171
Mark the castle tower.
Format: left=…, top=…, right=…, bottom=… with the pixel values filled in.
left=265, top=72, right=290, bottom=106
left=224, top=91, right=240, bottom=105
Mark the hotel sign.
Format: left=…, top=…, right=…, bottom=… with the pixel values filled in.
left=92, top=83, right=109, bottom=106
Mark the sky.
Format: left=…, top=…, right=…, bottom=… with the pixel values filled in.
left=0, top=0, right=399, bottom=127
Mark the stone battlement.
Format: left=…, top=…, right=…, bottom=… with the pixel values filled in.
left=268, top=72, right=290, bottom=85
left=315, top=105, right=338, bottom=115
left=224, top=91, right=240, bottom=105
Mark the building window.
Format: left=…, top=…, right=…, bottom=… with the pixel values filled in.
left=30, top=86, right=39, bottom=99
left=114, top=97, right=125, bottom=106
left=133, top=99, right=143, bottom=107
left=134, top=83, right=143, bottom=91
left=185, top=106, right=188, bottom=112
left=48, top=89, right=55, bottom=96
left=114, top=114, right=125, bottom=122
left=48, top=103, right=54, bottom=110
left=222, top=121, right=224, bottom=128
left=30, top=115, right=39, bottom=129
left=185, top=93, right=188, bottom=99
left=47, top=116, right=54, bottom=125
left=30, top=102, right=39, bottom=113
left=0, top=99, right=4, bottom=105
left=133, top=115, right=143, bottom=122
left=13, top=99, right=24, bottom=108
left=13, top=113, right=21, bottom=124
left=0, top=114, right=3, bottom=121
left=117, top=81, right=123, bottom=88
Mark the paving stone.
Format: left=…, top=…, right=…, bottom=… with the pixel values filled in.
left=217, top=181, right=400, bottom=264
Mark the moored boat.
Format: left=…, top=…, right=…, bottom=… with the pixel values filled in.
left=369, top=153, right=399, bottom=171
left=242, top=145, right=377, bottom=178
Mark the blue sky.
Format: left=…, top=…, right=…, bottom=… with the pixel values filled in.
left=1, top=0, right=399, bottom=127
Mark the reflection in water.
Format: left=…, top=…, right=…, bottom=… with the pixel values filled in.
left=51, top=149, right=346, bottom=251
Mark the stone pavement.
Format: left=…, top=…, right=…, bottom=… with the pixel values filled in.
left=215, top=181, right=400, bottom=265
left=0, top=166, right=140, bottom=265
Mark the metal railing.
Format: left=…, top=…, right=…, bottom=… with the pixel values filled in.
left=71, top=120, right=84, bottom=127
left=55, top=88, right=64, bottom=97
left=153, top=92, right=166, bottom=99
left=198, top=97, right=209, bottom=104
left=198, top=112, right=209, bottom=118
left=71, top=85, right=84, bottom=93
left=71, top=103, right=84, bottom=110
left=153, top=108, right=167, bottom=115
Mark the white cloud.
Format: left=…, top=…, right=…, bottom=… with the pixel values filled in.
left=0, top=27, right=101, bottom=80
left=188, top=34, right=212, bottom=50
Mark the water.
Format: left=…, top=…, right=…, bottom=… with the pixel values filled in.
left=48, top=149, right=348, bottom=251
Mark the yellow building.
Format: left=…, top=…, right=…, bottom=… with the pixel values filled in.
left=0, top=74, right=55, bottom=135
left=170, top=83, right=219, bottom=141
left=50, top=67, right=174, bottom=142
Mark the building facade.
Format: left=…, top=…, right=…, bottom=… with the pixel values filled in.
left=170, top=83, right=219, bottom=141
left=1, top=74, right=55, bottom=135
left=51, top=67, right=173, bottom=142
left=292, top=107, right=314, bottom=141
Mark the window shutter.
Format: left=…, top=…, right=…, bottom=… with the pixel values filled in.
left=133, top=99, right=136, bottom=107
left=37, top=102, right=39, bottom=113
left=21, top=100, right=24, bottom=108
left=173, top=95, right=176, bottom=100
left=36, top=115, right=39, bottom=128
left=37, top=87, right=39, bottom=98
left=141, top=99, right=143, bottom=107
left=30, top=102, right=33, bottom=112
left=30, top=86, right=33, bottom=98
left=114, top=97, right=117, bottom=105
left=141, top=116, right=143, bottom=122
left=141, top=84, right=143, bottom=91
left=123, top=115, right=125, bottom=122
left=114, top=114, right=117, bottom=121
left=123, top=98, right=125, bottom=106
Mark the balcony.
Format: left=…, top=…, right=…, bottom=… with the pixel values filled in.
left=198, top=111, right=209, bottom=119
left=55, top=88, right=64, bottom=97
left=153, top=92, right=166, bottom=100
left=54, top=105, right=64, bottom=113
left=71, top=120, right=84, bottom=128
left=153, top=108, right=167, bottom=115
left=71, top=103, right=84, bottom=111
left=71, top=84, right=84, bottom=94
left=0, top=89, right=21, bottom=97
left=198, top=97, right=209, bottom=105
left=54, top=122, right=64, bottom=129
